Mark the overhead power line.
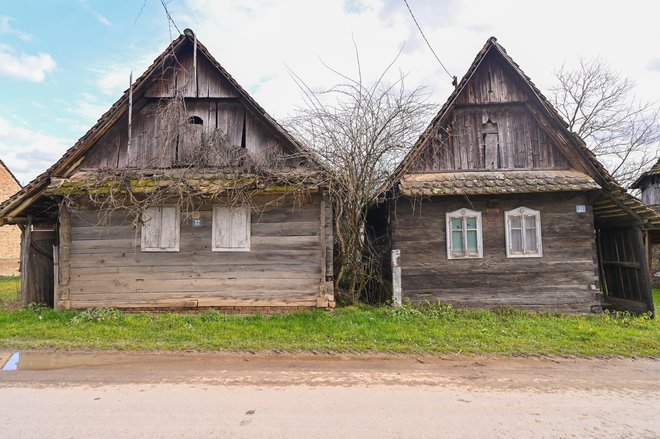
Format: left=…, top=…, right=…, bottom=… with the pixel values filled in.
left=402, top=0, right=456, bottom=83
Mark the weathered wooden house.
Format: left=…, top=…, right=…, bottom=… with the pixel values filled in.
left=0, top=160, right=21, bottom=276
left=631, top=158, right=660, bottom=287
left=382, top=37, right=659, bottom=314
left=0, top=29, right=334, bottom=312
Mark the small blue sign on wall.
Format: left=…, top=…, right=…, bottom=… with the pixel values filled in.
left=192, top=218, right=203, bottom=228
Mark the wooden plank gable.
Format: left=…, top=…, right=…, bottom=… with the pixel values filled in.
left=408, top=51, right=572, bottom=173
left=77, top=38, right=294, bottom=172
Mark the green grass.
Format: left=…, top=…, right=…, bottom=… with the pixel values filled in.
left=0, top=276, right=658, bottom=357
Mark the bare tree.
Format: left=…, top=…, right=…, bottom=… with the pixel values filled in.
left=549, top=57, right=660, bottom=186
left=287, top=50, right=433, bottom=304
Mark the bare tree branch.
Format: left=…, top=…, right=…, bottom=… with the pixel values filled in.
left=549, top=57, right=660, bottom=187
left=286, top=52, right=433, bottom=303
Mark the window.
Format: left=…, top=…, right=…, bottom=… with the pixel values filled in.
left=446, top=208, right=483, bottom=259
left=141, top=206, right=180, bottom=252
left=505, top=207, right=542, bottom=257
left=187, top=115, right=203, bottom=125
left=212, top=206, right=251, bottom=251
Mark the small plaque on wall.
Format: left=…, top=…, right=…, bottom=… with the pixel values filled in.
left=192, top=218, right=203, bottom=228
left=576, top=205, right=587, bottom=213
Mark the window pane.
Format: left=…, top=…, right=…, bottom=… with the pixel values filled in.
left=465, top=217, right=477, bottom=229
left=451, top=218, right=463, bottom=230
left=525, top=228, right=537, bottom=253
left=510, top=215, right=521, bottom=229
left=452, top=231, right=464, bottom=254
left=510, top=229, right=522, bottom=253
left=466, top=230, right=478, bottom=252
left=524, top=215, right=536, bottom=228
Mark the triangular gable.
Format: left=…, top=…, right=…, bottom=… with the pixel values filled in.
left=395, top=38, right=604, bottom=184
left=0, top=29, right=319, bottom=222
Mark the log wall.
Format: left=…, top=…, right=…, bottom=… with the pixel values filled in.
left=391, top=193, right=601, bottom=312
left=58, top=194, right=333, bottom=309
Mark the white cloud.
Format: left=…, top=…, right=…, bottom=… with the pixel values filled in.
left=0, top=116, right=72, bottom=184
left=65, top=92, right=113, bottom=124
left=168, top=0, right=660, bottom=122
left=0, top=15, right=34, bottom=42
left=78, top=0, right=112, bottom=26
left=0, top=43, right=56, bottom=82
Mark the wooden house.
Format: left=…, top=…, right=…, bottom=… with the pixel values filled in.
left=631, top=158, right=660, bottom=287
left=0, top=29, right=334, bottom=312
left=381, top=37, right=659, bottom=314
left=0, top=160, right=21, bottom=276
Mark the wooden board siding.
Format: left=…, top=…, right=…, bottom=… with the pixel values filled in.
left=78, top=49, right=292, bottom=171
left=61, top=194, right=333, bottom=309
left=391, top=193, right=600, bottom=312
left=408, top=52, right=571, bottom=173
left=411, top=106, right=570, bottom=172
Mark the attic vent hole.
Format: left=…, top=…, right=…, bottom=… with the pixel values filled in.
left=188, top=116, right=203, bottom=126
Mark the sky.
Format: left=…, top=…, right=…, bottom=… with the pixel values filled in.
left=1, top=0, right=659, bottom=185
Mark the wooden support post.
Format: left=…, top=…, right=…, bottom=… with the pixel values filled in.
left=635, top=228, right=655, bottom=316
left=320, top=199, right=327, bottom=283
left=391, top=249, right=402, bottom=307
left=57, top=204, right=71, bottom=310
left=19, top=216, right=32, bottom=306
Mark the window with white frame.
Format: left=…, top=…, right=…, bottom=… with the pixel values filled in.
left=212, top=206, right=251, bottom=251
left=446, top=208, right=483, bottom=259
left=141, top=206, right=180, bottom=252
left=505, top=207, right=542, bottom=257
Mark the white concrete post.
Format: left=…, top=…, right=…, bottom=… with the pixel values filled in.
left=391, top=249, right=402, bottom=307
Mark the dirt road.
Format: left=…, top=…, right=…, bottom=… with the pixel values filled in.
left=1, top=352, right=659, bottom=438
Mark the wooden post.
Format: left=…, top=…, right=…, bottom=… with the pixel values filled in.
left=52, top=244, right=58, bottom=307
left=320, top=199, right=327, bottom=283
left=57, top=204, right=71, bottom=310
left=19, top=216, right=32, bottom=306
left=635, top=228, right=655, bottom=316
left=391, top=249, right=402, bottom=307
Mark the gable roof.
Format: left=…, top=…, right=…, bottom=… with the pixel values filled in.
left=0, top=29, right=319, bottom=223
left=390, top=37, right=660, bottom=229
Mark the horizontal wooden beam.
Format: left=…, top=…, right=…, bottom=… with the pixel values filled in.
left=602, top=260, right=641, bottom=269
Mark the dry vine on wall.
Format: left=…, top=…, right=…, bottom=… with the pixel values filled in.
left=57, top=63, right=320, bottom=231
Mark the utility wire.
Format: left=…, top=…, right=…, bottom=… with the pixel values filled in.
left=402, top=0, right=455, bottom=83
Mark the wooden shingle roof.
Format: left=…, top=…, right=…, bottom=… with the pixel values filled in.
left=400, top=170, right=599, bottom=196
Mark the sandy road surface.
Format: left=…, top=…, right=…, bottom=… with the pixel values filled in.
left=1, top=352, right=659, bottom=438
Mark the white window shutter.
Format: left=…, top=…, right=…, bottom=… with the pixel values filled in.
left=142, top=207, right=161, bottom=250
left=213, top=206, right=250, bottom=251
left=141, top=206, right=180, bottom=252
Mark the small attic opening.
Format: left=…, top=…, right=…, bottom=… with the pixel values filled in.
left=187, top=116, right=203, bottom=126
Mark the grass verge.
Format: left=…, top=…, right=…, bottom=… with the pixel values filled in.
left=0, top=277, right=658, bottom=357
